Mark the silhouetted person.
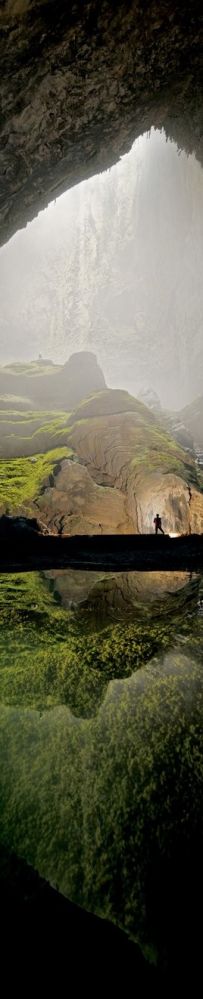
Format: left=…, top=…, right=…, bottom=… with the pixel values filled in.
left=154, top=513, right=165, bottom=535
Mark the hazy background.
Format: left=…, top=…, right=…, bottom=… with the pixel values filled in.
left=0, top=128, right=202, bottom=409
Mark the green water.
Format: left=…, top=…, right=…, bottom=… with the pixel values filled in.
left=0, top=568, right=203, bottom=965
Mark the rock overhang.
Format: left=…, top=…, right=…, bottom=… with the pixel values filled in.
left=0, top=0, right=202, bottom=247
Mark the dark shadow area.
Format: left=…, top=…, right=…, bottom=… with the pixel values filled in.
left=0, top=845, right=156, bottom=991
left=1, top=532, right=203, bottom=573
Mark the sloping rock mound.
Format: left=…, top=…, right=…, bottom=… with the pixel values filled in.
left=67, top=408, right=159, bottom=488
left=69, top=390, right=151, bottom=423
left=34, top=395, right=203, bottom=535
left=65, top=395, right=203, bottom=533
left=0, top=352, right=106, bottom=411
left=2, top=382, right=203, bottom=536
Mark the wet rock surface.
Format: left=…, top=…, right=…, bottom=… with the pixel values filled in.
left=0, top=1, right=202, bottom=245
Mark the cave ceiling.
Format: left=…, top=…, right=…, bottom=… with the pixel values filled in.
left=0, top=1, right=202, bottom=246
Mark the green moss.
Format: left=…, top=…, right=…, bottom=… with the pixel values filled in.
left=0, top=571, right=200, bottom=718
left=1, top=362, right=61, bottom=377
left=130, top=423, right=198, bottom=483
left=0, top=571, right=203, bottom=964
left=0, top=409, right=72, bottom=459
left=70, top=389, right=152, bottom=423
left=0, top=628, right=203, bottom=962
left=0, top=446, right=72, bottom=512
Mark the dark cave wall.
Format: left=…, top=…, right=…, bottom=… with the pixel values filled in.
left=0, top=1, right=202, bottom=245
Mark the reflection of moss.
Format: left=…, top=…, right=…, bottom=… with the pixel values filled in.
left=1, top=573, right=203, bottom=969
left=0, top=652, right=203, bottom=968
left=82, top=654, right=203, bottom=959
left=0, top=571, right=201, bottom=718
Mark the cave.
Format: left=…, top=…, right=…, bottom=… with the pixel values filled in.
left=1, top=6, right=203, bottom=983
left=0, top=1, right=202, bottom=246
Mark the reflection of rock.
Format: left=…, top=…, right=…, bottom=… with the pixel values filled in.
left=44, top=568, right=192, bottom=614
left=1, top=566, right=199, bottom=721
left=81, top=570, right=192, bottom=618
left=0, top=649, right=203, bottom=974
left=44, top=569, right=105, bottom=607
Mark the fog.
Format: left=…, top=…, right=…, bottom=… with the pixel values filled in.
left=0, top=128, right=202, bottom=409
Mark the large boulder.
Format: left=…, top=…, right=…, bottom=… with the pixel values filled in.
left=36, top=459, right=134, bottom=535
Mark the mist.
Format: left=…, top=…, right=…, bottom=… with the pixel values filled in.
left=0, top=127, right=202, bottom=410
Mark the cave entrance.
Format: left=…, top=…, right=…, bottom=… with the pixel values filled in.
left=0, top=127, right=202, bottom=413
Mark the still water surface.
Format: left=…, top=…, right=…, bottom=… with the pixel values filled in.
left=0, top=568, right=203, bottom=964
